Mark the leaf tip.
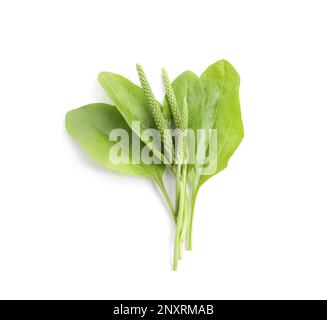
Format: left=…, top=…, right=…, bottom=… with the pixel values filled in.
left=65, top=110, right=74, bottom=135
left=97, top=71, right=107, bottom=84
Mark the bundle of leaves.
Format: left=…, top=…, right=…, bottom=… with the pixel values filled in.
left=66, top=60, right=244, bottom=270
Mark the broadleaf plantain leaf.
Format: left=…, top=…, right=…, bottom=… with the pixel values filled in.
left=197, top=59, right=244, bottom=187
left=98, top=72, right=165, bottom=162
left=66, top=103, right=165, bottom=179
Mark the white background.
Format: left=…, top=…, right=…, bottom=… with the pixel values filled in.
left=0, top=0, right=326, bottom=299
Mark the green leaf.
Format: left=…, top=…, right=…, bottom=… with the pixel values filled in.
left=185, top=60, right=244, bottom=250
left=98, top=72, right=154, bottom=131
left=193, top=59, right=244, bottom=188
left=163, top=71, right=205, bottom=131
left=98, top=72, right=165, bottom=162
left=66, top=103, right=165, bottom=179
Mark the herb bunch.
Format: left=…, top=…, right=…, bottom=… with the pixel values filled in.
left=66, top=60, right=244, bottom=270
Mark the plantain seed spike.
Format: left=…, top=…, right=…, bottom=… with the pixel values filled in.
left=162, top=68, right=183, bottom=129
left=136, top=64, right=167, bottom=135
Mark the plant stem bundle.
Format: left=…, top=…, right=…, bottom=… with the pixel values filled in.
left=137, top=65, right=191, bottom=270
left=66, top=59, right=244, bottom=270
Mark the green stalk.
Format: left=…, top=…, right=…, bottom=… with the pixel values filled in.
left=175, top=164, right=181, bottom=212
left=185, top=187, right=198, bottom=250
left=180, top=186, right=189, bottom=242
left=173, top=164, right=187, bottom=270
left=179, top=168, right=188, bottom=259
left=155, top=177, right=176, bottom=223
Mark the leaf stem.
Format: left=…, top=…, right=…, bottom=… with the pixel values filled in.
left=173, top=164, right=187, bottom=270
left=186, top=188, right=198, bottom=251
left=180, top=186, right=189, bottom=242
left=175, top=164, right=182, bottom=213
left=155, top=177, right=176, bottom=223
